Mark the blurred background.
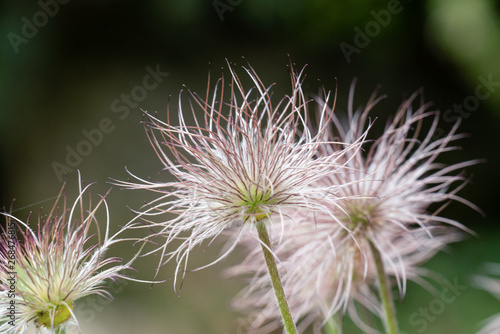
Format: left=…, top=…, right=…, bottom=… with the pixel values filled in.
left=1, top=0, right=499, bottom=333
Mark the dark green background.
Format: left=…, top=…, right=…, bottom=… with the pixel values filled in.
left=1, top=0, right=499, bottom=333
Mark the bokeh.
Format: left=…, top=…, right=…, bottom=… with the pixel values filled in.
left=1, top=0, right=499, bottom=333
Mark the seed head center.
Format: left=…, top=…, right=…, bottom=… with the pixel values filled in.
left=37, top=302, right=73, bottom=328
left=239, top=184, right=274, bottom=222
left=343, top=201, right=377, bottom=232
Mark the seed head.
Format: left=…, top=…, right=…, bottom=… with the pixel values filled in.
left=0, top=174, right=133, bottom=332
left=116, top=60, right=368, bottom=288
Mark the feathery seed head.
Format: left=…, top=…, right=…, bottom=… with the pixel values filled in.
left=116, top=60, right=368, bottom=288
left=0, top=174, right=132, bottom=332
left=321, top=84, right=480, bottom=236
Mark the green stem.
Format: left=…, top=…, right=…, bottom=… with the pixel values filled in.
left=368, top=240, right=399, bottom=334
left=256, top=221, right=298, bottom=334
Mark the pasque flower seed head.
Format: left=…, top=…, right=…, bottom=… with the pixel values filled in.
left=116, top=60, right=369, bottom=289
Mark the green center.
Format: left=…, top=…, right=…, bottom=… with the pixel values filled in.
left=37, top=302, right=73, bottom=328
left=343, top=202, right=375, bottom=232
left=239, top=184, right=274, bottom=222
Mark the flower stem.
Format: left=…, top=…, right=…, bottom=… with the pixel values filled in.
left=256, top=221, right=297, bottom=334
left=368, top=240, right=399, bottom=334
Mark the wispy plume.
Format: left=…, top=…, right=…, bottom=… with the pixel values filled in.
left=116, top=60, right=368, bottom=290
left=0, top=173, right=136, bottom=333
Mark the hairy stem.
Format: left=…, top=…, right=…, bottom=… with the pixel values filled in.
left=256, top=221, right=297, bottom=334
left=369, top=240, right=399, bottom=334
